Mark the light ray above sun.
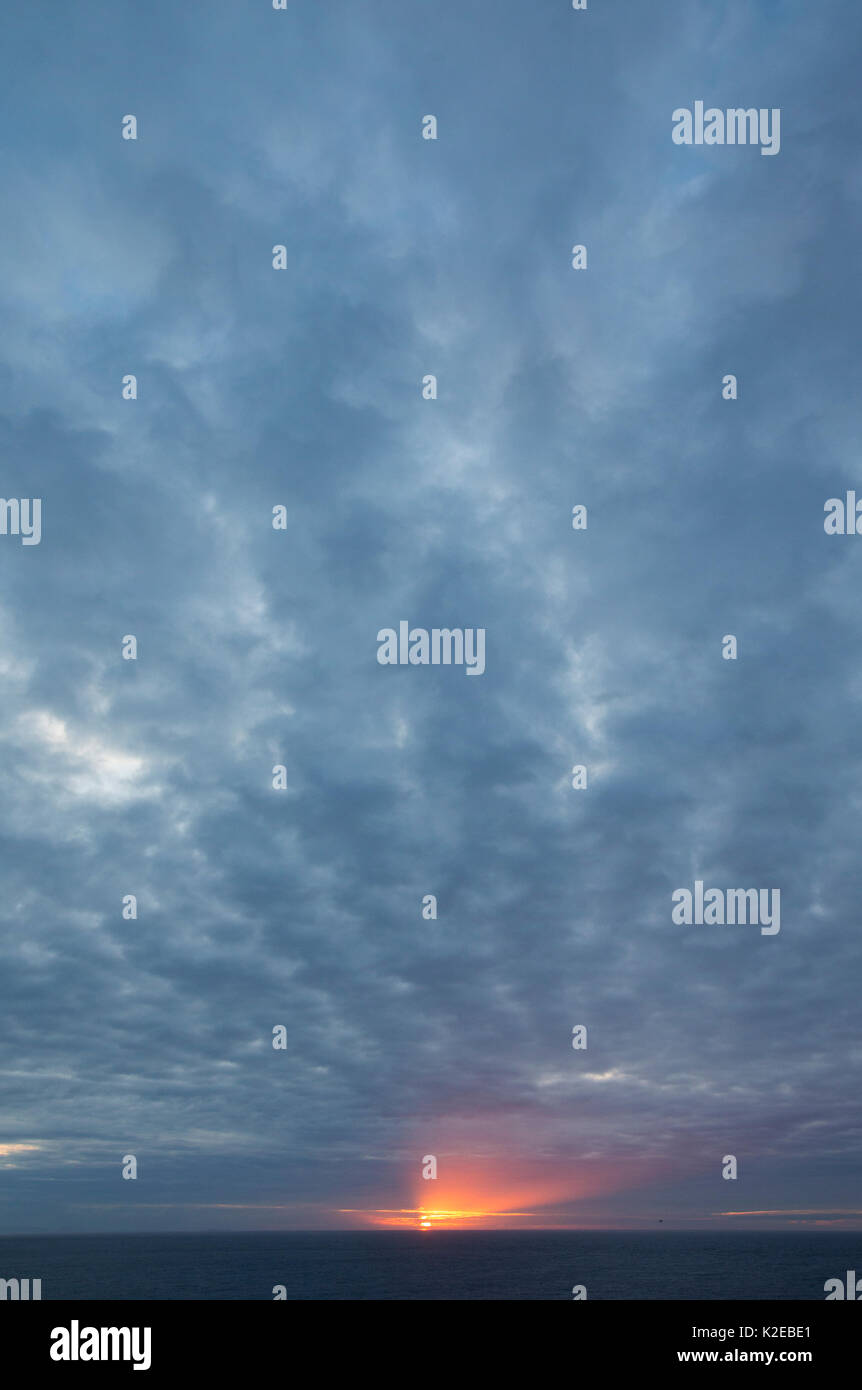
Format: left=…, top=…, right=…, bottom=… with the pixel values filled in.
left=336, top=1154, right=647, bottom=1230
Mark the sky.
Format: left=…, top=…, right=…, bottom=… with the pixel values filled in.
left=1, top=0, right=861, bottom=1235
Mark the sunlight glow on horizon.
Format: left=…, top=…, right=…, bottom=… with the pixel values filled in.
left=337, top=1207, right=542, bottom=1230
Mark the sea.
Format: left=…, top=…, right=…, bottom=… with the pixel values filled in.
left=0, top=1231, right=857, bottom=1300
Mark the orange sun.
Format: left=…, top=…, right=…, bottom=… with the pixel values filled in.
left=339, top=1205, right=540, bottom=1230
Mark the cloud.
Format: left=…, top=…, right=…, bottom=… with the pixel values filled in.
left=0, top=0, right=860, bottom=1233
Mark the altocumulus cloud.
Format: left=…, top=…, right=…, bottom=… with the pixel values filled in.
left=0, top=0, right=861, bottom=1232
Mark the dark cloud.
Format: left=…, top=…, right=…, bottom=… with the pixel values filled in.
left=0, top=0, right=860, bottom=1233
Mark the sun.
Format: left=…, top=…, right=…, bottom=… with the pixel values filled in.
left=337, top=1194, right=549, bottom=1230
left=413, top=1207, right=504, bottom=1230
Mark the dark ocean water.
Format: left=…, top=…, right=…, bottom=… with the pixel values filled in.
left=0, top=1231, right=858, bottom=1300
